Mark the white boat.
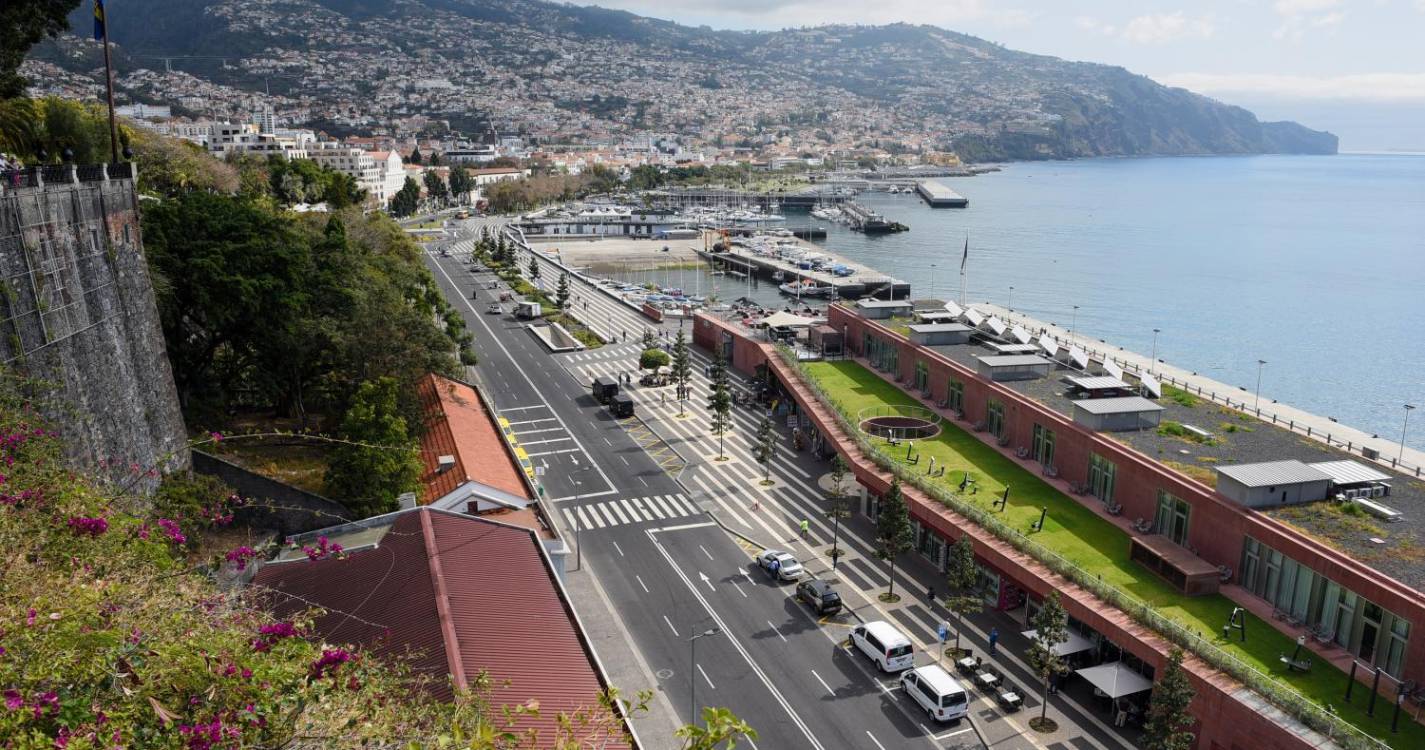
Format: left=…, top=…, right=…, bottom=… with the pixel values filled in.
left=779, top=281, right=833, bottom=298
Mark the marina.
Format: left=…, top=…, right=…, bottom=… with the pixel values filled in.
left=916, top=180, right=969, bottom=207
left=698, top=234, right=908, bottom=300
left=839, top=200, right=907, bottom=233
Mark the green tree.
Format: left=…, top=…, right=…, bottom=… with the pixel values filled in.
left=428, top=150, right=443, bottom=166
left=752, top=415, right=776, bottom=485
left=1143, top=648, right=1197, bottom=750
left=0, top=0, right=79, bottom=99
left=707, top=351, right=732, bottom=460
left=642, top=329, right=658, bottom=351
left=826, top=454, right=851, bottom=567
left=640, top=348, right=670, bottom=371
left=677, top=706, right=758, bottom=749
left=423, top=169, right=448, bottom=205
left=408, top=146, right=423, bottom=164
left=672, top=329, right=692, bottom=416
left=557, top=271, right=572, bottom=309
left=448, top=166, right=473, bottom=202
left=528, top=256, right=541, bottom=281
left=943, top=535, right=983, bottom=654
left=324, top=377, right=423, bottom=518
left=391, top=176, right=421, bottom=217
left=1028, top=591, right=1069, bottom=726
left=874, top=478, right=914, bottom=601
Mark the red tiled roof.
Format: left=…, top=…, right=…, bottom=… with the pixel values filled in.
left=416, top=373, right=530, bottom=504
left=251, top=509, right=627, bottom=747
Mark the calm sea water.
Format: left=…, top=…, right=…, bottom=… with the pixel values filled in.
left=814, top=155, right=1425, bottom=450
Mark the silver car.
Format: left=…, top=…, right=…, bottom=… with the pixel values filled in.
left=756, top=549, right=804, bottom=581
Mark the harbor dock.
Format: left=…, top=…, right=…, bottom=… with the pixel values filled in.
left=840, top=201, right=907, bottom=233
left=699, top=239, right=909, bottom=300
left=916, top=180, right=969, bottom=208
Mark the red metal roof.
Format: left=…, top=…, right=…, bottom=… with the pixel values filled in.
left=416, top=373, right=531, bottom=504
left=251, top=509, right=628, bottom=747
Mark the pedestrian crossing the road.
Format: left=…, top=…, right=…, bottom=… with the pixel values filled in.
left=563, top=493, right=702, bottom=530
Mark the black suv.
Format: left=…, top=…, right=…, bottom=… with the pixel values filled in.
left=796, top=579, right=843, bottom=616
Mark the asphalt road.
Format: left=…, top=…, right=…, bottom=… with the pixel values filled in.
left=422, top=241, right=993, bottom=749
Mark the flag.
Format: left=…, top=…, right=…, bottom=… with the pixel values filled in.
left=960, top=235, right=968, bottom=272
left=93, top=0, right=107, bottom=42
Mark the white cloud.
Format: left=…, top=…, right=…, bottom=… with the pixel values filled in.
left=1158, top=72, right=1425, bottom=102
left=1272, top=0, right=1341, bottom=15
left=1310, top=10, right=1347, bottom=27
left=1120, top=12, right=1216, bottom=44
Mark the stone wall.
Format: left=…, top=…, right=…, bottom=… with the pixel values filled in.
left=192, top=451, right=353, bottom=538
left=0, top=165, right=187, bottom=490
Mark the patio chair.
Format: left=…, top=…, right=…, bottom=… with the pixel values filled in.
left=1218, top=565, right=1233, bottom=584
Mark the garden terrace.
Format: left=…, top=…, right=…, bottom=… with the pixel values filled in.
left=796, top=358, right=1424, bottom=749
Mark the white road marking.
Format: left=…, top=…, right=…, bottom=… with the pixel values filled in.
left=635, top=575, right=650, bottom=593
left=507, top=417, right=557, bottom=425
left=865, top=731, right=888, bottom=750
left=547, top=489, right=618, bottom=502
left=699, top=572, right=715, bottom=592
left=612, top=541, right=625, bottom=557
left=512, top=427, right=565, bottom=436
left=527, top=448, right=581, bottom=457
left=498, top=405, right=547, bottom=412
left=767, top=621, right=787, bottom=643
left=698, top=663, right=716, bottom=690
left=811, top=669, right=835, bottom=697
left=638, top=476, right=649, bottom=487
left=652, top=521, right=717, bottom=533
left=699, top=544, right=714, bottom=561
left=663, top=615, right=679, bottom=637
left=520, top=437, right=573, bottom=446
left=731, top=581, right=748, bottom=598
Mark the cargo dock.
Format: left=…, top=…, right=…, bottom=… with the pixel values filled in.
left=916, top=180, right=969, bottom=208
left=698, top=238, right=909, bottom=300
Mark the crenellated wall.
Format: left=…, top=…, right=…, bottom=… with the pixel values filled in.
left=0, top=165, right=187, bottom=491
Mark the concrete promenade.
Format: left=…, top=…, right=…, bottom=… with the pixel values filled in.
left=976, top=302, right=1425, bottom=480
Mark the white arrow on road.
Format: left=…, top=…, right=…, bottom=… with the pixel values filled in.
left=699, top=572, right=715, bottom=591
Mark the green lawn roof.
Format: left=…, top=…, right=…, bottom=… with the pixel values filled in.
left=803, top=359, right=1420, bottom=749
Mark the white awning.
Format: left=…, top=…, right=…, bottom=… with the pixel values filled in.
left=1075, top=662, right=1153, bottom=699
left=1021, top=629, right=1096, bottom=657
left=759, top=311, right=823, bottom=328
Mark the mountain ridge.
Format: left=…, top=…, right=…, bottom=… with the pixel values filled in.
left=34, top=0, right=1337, bottom=160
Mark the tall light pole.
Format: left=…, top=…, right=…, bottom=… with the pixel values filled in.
left=1008, top=286, right=1014, bottom=311
left=1069, top=305, right=1080, bottom=341
left=1150, top=328, right=1161, bottom=374
left=929, top=263, right=937, bottom=301
left=689, top=627, right=721, bottom=726
left=1401, top=405, right=1417, bottom=462
left=1254, top=359, right=1267, bottom=411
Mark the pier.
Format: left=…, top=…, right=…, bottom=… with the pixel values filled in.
left=840, top=201, right=907, bottom=233
left=915, top=180, right=969, bottom=208
left=651, top=187, right=849, bottom=210
left=698, top=241, right=909, bottom=300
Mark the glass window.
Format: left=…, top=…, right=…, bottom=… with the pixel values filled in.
left=1335, top=591, right=1358, bottom=650
left=1385, top=615, right=1410, bottom=676
left=1088, top=454, right=1116, bottom=504
left=1240, top=537, right=1261, bottom=592
left=1032, top=424, right=1055, bottom=467
left=1155, top=491, right=1191, bottom=546
left=947, top=378, right=964, bottom=413
left=914, top=361, right=929, bottom=392
left=986, top=400, right=1005, bottom=438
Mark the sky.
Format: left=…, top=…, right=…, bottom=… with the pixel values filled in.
left=583, top=0, right=1425, bottom=151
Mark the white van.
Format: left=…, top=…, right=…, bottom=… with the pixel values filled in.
left=901, top=665, right=970, bottom=722
left=850, top=621, right=915, bottom=672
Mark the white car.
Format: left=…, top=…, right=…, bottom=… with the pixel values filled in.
left=756, top=549, right=804, bottom=581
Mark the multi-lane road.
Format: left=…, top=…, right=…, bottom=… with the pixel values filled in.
left=420, top=215, right=1133, bottom=750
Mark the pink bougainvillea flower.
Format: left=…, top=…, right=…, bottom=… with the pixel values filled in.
left=309, top=648, right=353, bottom=679
left=224, top=546, right=258, bottom=571
left=4, top=689, right=22, bottom=710
left=209, top=431, right=223, bottom=443
left=156, top=518, right=186, bottom=546
left=67, top=516, right=109, bottom=537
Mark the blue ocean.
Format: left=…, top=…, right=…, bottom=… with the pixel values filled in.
left=817, top=154, right=1425, bottom=450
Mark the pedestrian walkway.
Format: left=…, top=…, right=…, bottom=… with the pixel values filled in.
left=562, top=493, right=701, bottom=530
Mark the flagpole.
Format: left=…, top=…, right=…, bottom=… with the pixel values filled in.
left=98, top=1, right=120, bottom=163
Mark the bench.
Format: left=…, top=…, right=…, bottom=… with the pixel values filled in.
left=1279, top=654, right=1312, bottom=673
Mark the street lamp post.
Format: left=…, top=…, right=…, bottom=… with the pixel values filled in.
left=1254, top=359, right=1267, bottom=411
left=689, top=627, right=721, bottom=726
left=1150, top=328, right=1161, bottom=374
left=1008, top=286, right=1014, bottom=311
left=1401, top=405, right=1417, bottom=462
left=1069, top=305, right=1080, bottom=341
left=929, top=263, right=937, bottom=301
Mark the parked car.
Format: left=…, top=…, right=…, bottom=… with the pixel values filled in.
left=755, top=549, right=803, bottom=581
left=901, top=665, right=970, bottom=722
left=850, top=621, right=915, bottom=672
left=486, top=303, right=503, bottom=315
left=796, top=579, right=842, bottom=615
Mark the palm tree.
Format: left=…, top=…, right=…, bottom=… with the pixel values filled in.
left=0, top=98, right=39, bottom=160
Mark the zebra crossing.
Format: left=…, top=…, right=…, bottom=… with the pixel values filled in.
left=562, top=493, right=702, bottom=530
left=561, top=342, right=645, bottom=363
